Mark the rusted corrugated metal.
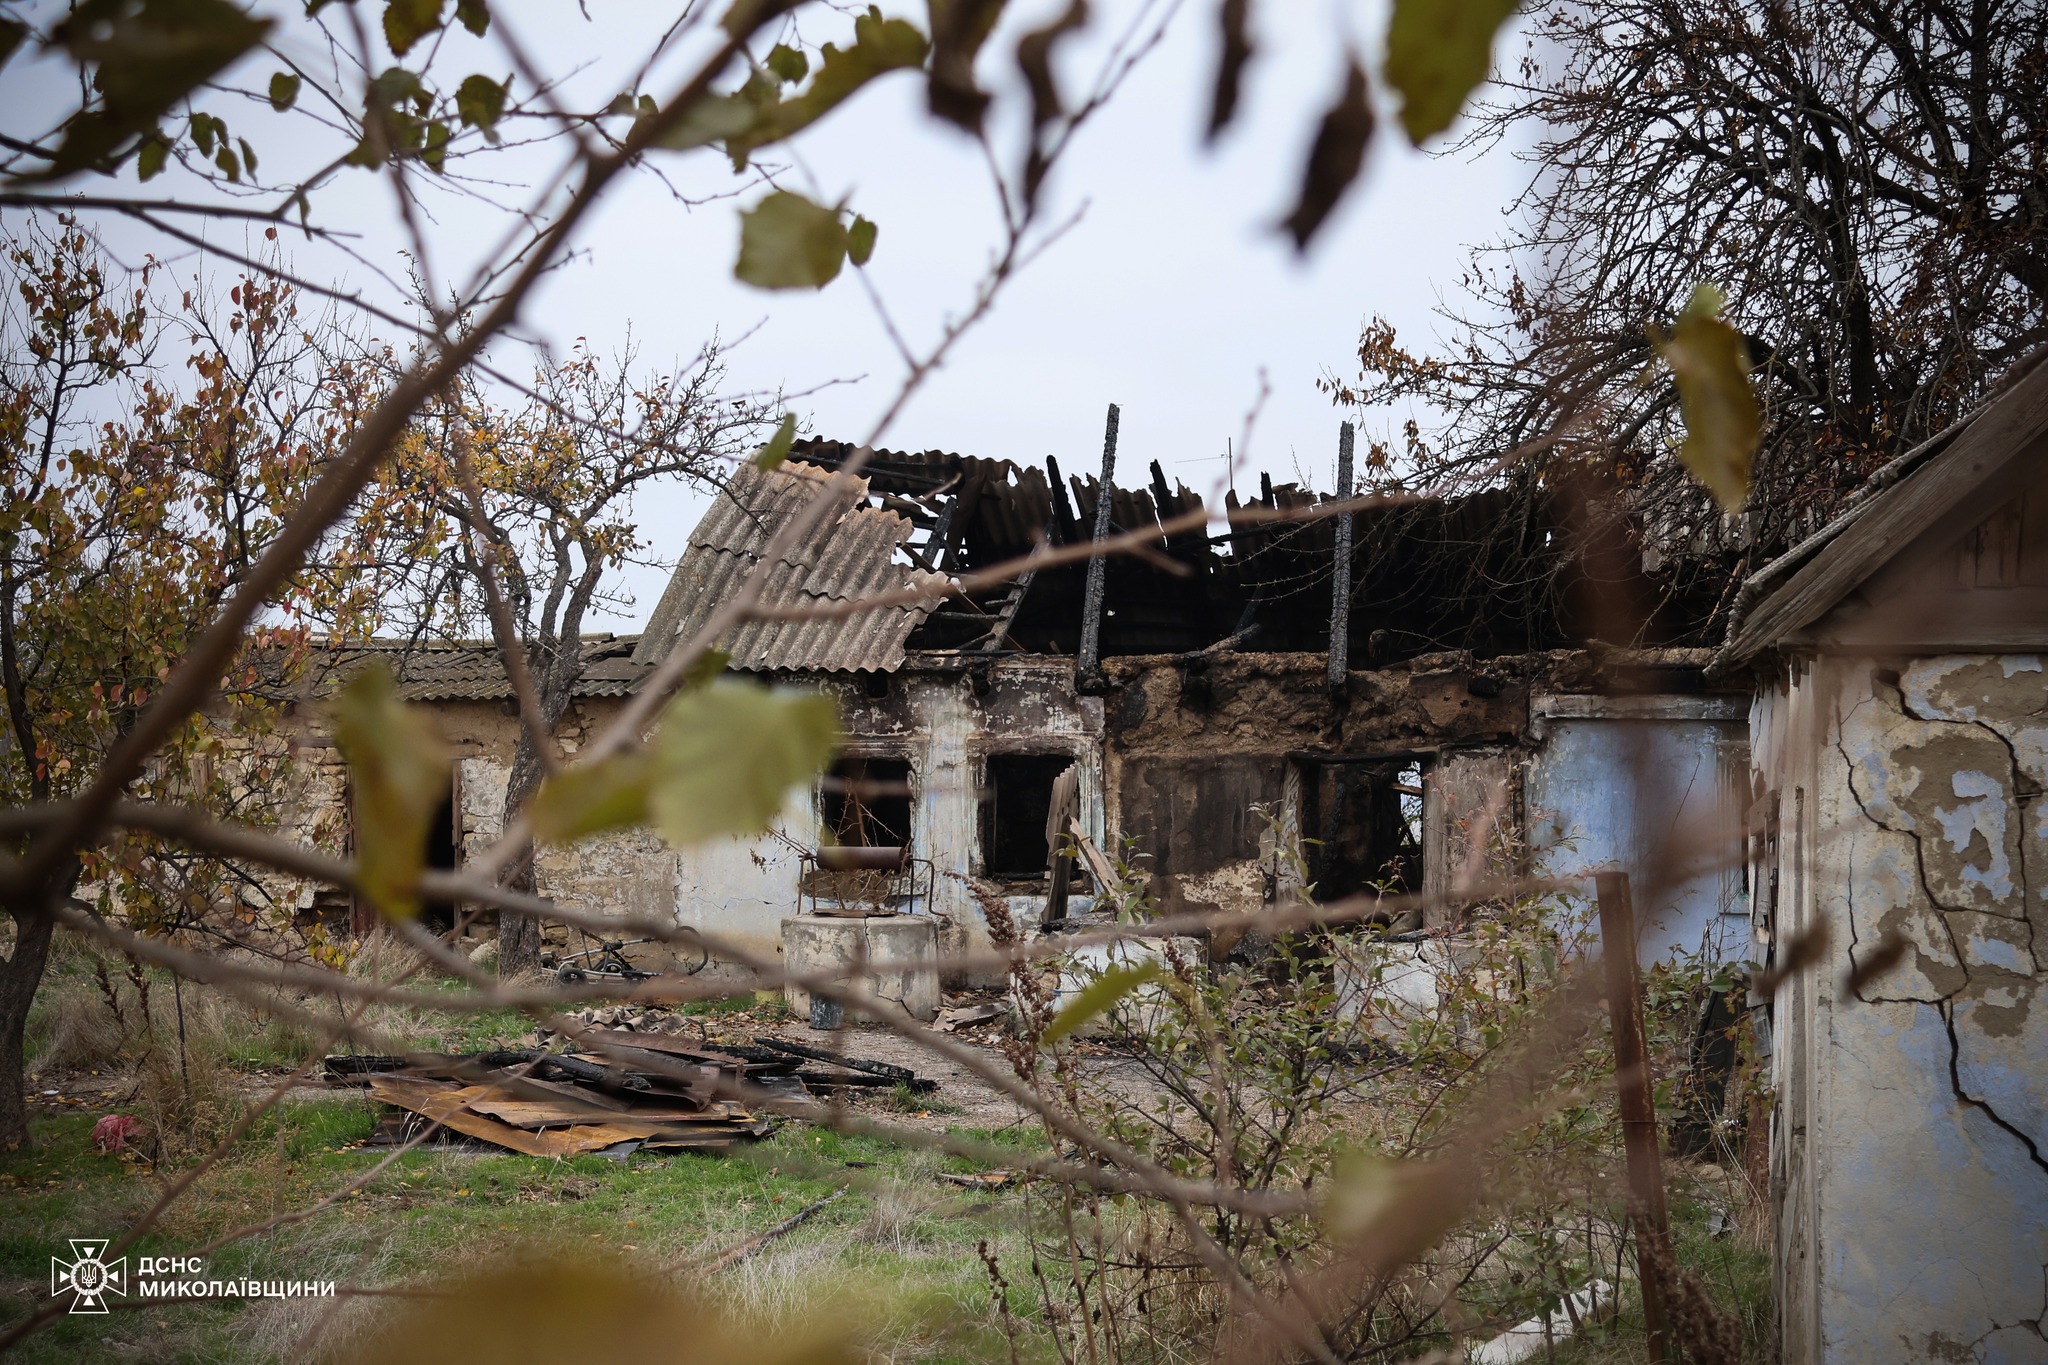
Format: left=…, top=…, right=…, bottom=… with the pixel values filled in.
left=633, top=460, right=949, bottom=674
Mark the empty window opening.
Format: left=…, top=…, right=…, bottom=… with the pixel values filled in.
left=821, top=755, right=913, bottom=849
left=1298, top=757, right=1425, bottom=902
left=982, top=753, right=1074, bottom=881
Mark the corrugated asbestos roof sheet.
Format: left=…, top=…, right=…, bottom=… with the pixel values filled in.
left=313, top=635, right=651, bottom=701
left=633, top=459, right=948, bottom=674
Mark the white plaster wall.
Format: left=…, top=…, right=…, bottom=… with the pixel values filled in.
left=672, top=819, right=813, bottom=967
left=1526, top=718, right=1750, bottom=964
left=1762, top=654, right=2048, bottom=1363
left=660, top=661, right=1103, bottom=984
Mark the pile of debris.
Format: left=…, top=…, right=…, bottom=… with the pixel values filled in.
left=326, top=1033, right=934, bottom=1158
left=542, top=1004, right=701, bottom=1034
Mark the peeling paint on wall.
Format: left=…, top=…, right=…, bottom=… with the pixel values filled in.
left=1759, top=653, right=2048, bottom=1363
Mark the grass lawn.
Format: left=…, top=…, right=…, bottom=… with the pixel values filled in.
left=0, top=1094, right=1049, bottom=1363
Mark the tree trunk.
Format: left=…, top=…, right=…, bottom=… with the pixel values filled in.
left=0, top=905, right=56, bottom=1150
left=495, top=739, right=548, bottom=979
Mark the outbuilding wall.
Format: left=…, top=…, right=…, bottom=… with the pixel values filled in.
left=1754, top=652, right=2048, bottom=1363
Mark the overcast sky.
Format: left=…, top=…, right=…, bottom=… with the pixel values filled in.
left=8, top=1, right=1531, bottom=628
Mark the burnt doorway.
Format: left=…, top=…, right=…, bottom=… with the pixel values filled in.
left=981, top=753, right=1073, bottom=881
left=1297, top=756, right=1424, bottom=902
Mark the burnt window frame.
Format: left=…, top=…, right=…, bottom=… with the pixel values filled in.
left=1291, top=751, right=1429, bottom=904
left=818, top=753, right=916, bottom=851
left=978, top=751, right=1078, bottom=884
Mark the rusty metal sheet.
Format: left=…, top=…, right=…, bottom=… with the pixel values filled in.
left=369, top=1078, right=745, bottom=1156
left=466, top=1097, right=747, bottom=1129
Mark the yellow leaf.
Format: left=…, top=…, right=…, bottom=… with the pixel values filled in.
left=352, top=1254, right=860, bottom=1365
left=752, top=413, right=798, bottom=471
left=529, top=749, right=654, bottom=845
left=527, top=651, right=738, bottom=846
left=332, top=664, right=450, bottom=921
left=1653, top=283, right=1760, bottom=513
left=1320, top=1150, right=1471, bottom=1271
left=1041, top=962, right=1165, bottom=1047
left=1384, top=0, right=1519, bottom=146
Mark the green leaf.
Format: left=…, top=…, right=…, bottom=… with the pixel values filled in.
left=383, top=0, right=445, bottom=56
left=45, top=0, right=271, bottom=179
left=189, top=112, right=220, bottom=157
left=530, top=751, right=656, bottom=845
left=766, top=43, right=809, bottom=84
left=721, top=11, right=928, bottom=165
left=653, top=89, right=767, bottom=152
left=214, top=144, right=240, bottom=181
left=422, top=118, right=450, bottom=171
left=455, top=73, right=507, bottom=129
left=454, top=0, right=489, bottom=36
left=648, top=682, right=840, bottom=845
left=847, top=215, right=877, bottom=268
left=372, top=66, right=431, bottom=112
left=735, top=191, right=849, bottom=291
left=681, top=648, right=732, bottom=692
left=531, top=674, right=831, bottom=847
left=752, top=413, right=798, bottom=471
left=721, top=0, right=800, bottom=40
left=1383, top=0, right=1518, bottom=145
left=135, top=135, right=168, bottom=181
left=237, top=135, right=256, bottom=174
left=269, top=70, right=301, bottom=109
left=1652, top=283, right=1761, bottom=513
left=1042, top=963, right=1166, bottom=1046
left=333, top=664, right=451, bottom=922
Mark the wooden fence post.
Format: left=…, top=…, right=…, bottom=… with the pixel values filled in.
left=1595, top=870, right=1672, bottom=1362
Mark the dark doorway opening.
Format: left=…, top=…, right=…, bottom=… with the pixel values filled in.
left=1298, top=757, right=1424, bottom=902
left=982, top=754, right=1072, bottom=880
left=422, top=791, right=459, bottom=934
left=821, top=755, right=914, bottom=848
left=348, top=780, right=459, bottom=937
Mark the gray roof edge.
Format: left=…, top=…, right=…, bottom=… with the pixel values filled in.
left=1716, top=347, right=2048, bottom=667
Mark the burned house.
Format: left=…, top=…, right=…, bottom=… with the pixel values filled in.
left=1724, top=355, right=2048, bottom=1363
left=285, top=423, right=1755, bottom=993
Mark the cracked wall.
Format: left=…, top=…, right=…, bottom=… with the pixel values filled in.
left=1760, top=653, right=2048, bottom=1363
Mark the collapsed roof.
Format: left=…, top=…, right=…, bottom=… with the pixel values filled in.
left=632, top=437, right=1705, bottom=675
